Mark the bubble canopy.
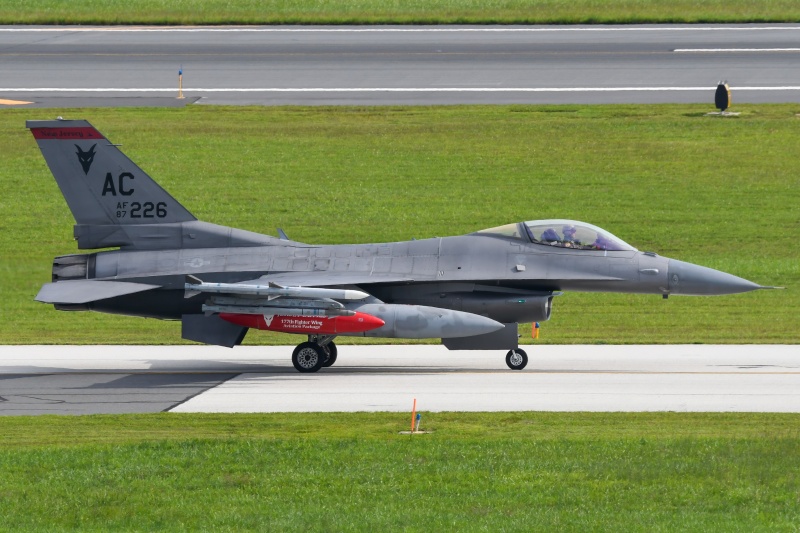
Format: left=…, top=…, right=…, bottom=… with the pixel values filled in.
left=475, top=220, right=637, bottom=252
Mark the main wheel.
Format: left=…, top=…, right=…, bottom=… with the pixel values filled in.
left=505, top=348, right=528, bottom=370
left=321, top=341, right=338, bottom=367
left=292, top=342, right=325, bottom=373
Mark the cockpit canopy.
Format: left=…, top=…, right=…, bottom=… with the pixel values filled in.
left=475, top=219, right=637, bottom=252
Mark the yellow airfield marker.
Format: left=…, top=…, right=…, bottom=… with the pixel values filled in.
left=0, top=98, right=33, bottom=105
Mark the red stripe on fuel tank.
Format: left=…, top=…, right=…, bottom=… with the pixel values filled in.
left=31, top=127, right=104, bottom=140
left=220, top=312, right=384, bottom=335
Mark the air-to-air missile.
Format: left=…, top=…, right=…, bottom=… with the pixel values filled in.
left=185, top=276, right=370, bottom=301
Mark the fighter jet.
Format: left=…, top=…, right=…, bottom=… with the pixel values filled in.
left=29, top=119, right=772, bottom=372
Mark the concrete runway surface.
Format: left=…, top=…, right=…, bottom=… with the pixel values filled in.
left=2, top=25, right=800, bottom=105
left=0, top=345, right=797, bottom=415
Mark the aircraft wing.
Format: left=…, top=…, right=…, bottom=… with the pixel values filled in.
left=36, top=280, right=161, bottom=304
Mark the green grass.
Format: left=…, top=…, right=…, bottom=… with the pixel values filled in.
left=1, top=413, right=799, bottom=531
left=1, top=104, right=798, bottom=345
left=2, top=0, right=800, bottom=25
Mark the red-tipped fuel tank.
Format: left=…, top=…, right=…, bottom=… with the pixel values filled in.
left=219, top=312, right=385, bottom=335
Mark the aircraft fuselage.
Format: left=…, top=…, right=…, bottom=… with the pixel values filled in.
left=54, top=233, right=672, bottom=323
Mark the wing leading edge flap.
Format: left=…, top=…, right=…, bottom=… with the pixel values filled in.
left=36, top=280, right=161, bottom=304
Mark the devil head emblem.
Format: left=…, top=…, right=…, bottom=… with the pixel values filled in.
left=75, top=144, right=97, bottom=175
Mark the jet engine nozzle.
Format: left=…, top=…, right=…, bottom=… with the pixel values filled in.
left=667, top=259, right=763, bottom=296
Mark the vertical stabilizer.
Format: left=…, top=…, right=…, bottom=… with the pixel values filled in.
left=27, top=119, right=196, bottom=226
left=29, top=119, right=276, bottom=250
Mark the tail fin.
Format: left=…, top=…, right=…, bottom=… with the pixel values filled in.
left=28, top=119, right=196, bottom=227
left=28, top=119, right=273, bottom=250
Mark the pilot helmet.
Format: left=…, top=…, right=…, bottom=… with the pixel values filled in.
left=542, top=228, right=559, bottom=241
left=563, top=225, right=577, bottom=236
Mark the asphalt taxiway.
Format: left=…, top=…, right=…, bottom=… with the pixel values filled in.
left=1, top=345, right=797, bottom=415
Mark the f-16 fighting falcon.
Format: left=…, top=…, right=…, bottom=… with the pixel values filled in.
left=29, top=119, right=773, bottom=372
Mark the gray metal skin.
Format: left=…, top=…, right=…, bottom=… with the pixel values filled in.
left=29, top=119, right=769, bottom=371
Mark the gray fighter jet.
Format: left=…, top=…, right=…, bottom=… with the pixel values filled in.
left=29, top=119, right=772, bottom=372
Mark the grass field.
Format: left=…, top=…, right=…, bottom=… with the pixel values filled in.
left=0, top=412, right=798, bottom=531
left=1, top=104, right=797, bottom=345
left=3, top=0, right=800, bottom=25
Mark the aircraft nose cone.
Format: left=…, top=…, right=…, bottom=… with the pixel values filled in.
left=667, top=259, right=762, bottom=295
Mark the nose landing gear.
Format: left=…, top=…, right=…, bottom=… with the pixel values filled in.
left=505, top=348, right=528, bottom=370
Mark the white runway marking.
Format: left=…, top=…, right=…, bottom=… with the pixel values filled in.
left=675, top=48, right=800, bottom=52
left=1, top=345, right=797, bottom=413
left=3, top=87, right=800, bottom=93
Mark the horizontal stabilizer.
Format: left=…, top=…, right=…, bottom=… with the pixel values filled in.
left=36, top=280, right=160, bottom=304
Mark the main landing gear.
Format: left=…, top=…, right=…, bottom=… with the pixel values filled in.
left=291, top=336, right=337, bottom=373
left=290, top=337, right=527, bottom=372
left=505, top=348, right=528, bottom=370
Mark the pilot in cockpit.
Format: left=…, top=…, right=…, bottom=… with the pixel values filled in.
left=541, top=228, right=560, bottom=244
left=593, top=233, right=612, bottom=250
left=562, top=225, right=580, bottom=247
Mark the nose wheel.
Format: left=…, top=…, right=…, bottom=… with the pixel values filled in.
left=505, top=348, right=528, bottom=370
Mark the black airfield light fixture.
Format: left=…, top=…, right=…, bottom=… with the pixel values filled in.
left=715, top=81, right=731, bottom=113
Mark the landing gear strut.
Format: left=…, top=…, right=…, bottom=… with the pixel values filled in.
left=291, top=335, right=338, bottom=373
left=321, top=341, right=338, bottom=367
left=505, top=348, right=528, bottom=370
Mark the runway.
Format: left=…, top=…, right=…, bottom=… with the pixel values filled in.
left=2, top=25, right=800, bottom=106
left=1, top=345, right=797, bottom=415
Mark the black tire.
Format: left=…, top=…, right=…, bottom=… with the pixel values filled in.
left=505, top=348, right=528, bottom=370
left=292, top=342, right=325, bottom=373
left=321, top=341, right=338, bottom=367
